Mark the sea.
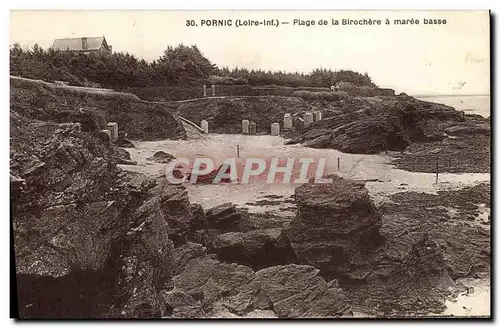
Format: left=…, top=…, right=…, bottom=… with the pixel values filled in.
left=415, top=95, right=490, bottom=118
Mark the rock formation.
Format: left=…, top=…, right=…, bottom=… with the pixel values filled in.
left=206, top=228, right=297, bottom=270
left=10, top=76, right=187, bottom=141
left=11, top=112, right=193, bottom=318
left=165, top=243, right=351, bottom=318
left=286, top=95, right=486, bottom=154
left=286, top=175, right=384, bottom=281
left=146, top=151, right=176, bottom=163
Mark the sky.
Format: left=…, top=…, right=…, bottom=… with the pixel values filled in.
left=9, top=10, right=490, bottom=95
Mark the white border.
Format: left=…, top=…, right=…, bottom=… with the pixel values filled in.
left=2, top=1, right=498, bottom=327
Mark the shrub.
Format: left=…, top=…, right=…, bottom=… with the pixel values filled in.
left=292, top=90, right=348, bottom=101
left=208, top=75, right=248, bottom=85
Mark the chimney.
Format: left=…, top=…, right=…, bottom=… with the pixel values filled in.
left=82, top=37, right=88, bottom=50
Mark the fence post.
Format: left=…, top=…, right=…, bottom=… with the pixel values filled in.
left=435, top=157, right=439, bottom=184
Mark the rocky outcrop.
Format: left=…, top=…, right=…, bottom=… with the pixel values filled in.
left=287, top=95, right=477, bottom=154
left=166, top=243, right=351, bottom=318
left=206, top=228, right=298, bottom=270
left=171, top=96, right=318, bottom=134
left=285, top=175, right=384, bottom=281
left=114, top=136, right=135, bottom=148
left=10, top=76, right=187, bottom=140
left=204, top=202, right=242, bottom=231
left=11, top=112, right=193, bottom=318
left=146, top=151, right=176, bottom=164
left=445, top=123, right=490, bottom=136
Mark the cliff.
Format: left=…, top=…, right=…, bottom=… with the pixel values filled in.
left=10, top=76, right=186, bottom=140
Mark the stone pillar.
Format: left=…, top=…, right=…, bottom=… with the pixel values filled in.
left=314, top=111, right=323, bottom=121
left=107, top=122, right=118, bottom=141
left=203, top=85, right=207, bottom=97
left=211, top=84, right=216, bottom=96
left=242, top=120, right=250, bottom=134
left=271, top=123, right=280, bottom=136
left=201, top=120, right=209, bottom=134
left=249, top=121, right=257, bottom=135
left=304, top=112, right=314, bottom=126
left=102, top=129, right=111, bottom=139
left=283, top=113, right=293, bottom=130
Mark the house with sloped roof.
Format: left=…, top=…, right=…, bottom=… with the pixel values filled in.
left=52, top=36, right=112, bottom=56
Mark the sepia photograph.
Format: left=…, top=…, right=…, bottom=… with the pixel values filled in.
left=9, top=9, right=491, bottom=319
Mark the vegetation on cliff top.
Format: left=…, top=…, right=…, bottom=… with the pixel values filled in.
left=10, top=43, right=377, bottom=89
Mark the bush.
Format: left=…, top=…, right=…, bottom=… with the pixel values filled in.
left=208, top=75, right=248, bottom=85
left=292, top=90, right=348, bottom=101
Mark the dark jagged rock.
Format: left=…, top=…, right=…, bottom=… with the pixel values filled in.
left=172, top=242, right=211, bottom=275
left=68, top=107, right=107, bottom=133
left=10, top=112, right=187, bottom=318
left=189, top=203, right=206, bottom=232
left=224, top=264, right=351, bottom=318
left=285, top=175, right=384, bottom=281
left=146, top=150, right=176, bottom=163
left=205, top=202, right=242, bottom=231
left=148, top=178, right=196, bottom=245
left=288, top=95, right=472, bottom=154
left=114, top=136, right=135, bottom=148
left=168, top=243, right=351, bottom=318
left=347, top=235, right=457, bottom=316
left=114, top=147, right=137, bottom=165
left=112, top=196, right=174, bottom=318
left=445, top=123, right=490, bottom=136
left=206, top=228, right=298, bottom=270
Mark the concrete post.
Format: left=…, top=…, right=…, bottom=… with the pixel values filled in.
left=249, top=121, right=257, bottom=135
left=211, top=84, right=216, bottom=96
left=107, top=122, right=118, bottom=141
left=271, top=123, right=280, bottom=136
left=242, top=120, right=250, bottom=134
left=102, top=129, right=111, bottom=139
left=283, top=113, right=293, bottom=130
left=314, top=111, right=323, bottom=121
left=304, top=112, right=314, bottom=126
left=203, top=85, right=207, bottom=97
left=201, top=120, right=209, bottom=134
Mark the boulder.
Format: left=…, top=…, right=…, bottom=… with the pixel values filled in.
left=205, top=202, right=242, bottom=231
left=302, top=134, right=332, bottom=149
left=147, top=151, right=176, bottom=163
left=114, top=147, right=137, bottom=165
left=445, top=123, right=490, bottom=136
left=149, top=178, right=195, bottom=245
left=114, top=136, right=135, bottom=148
left=169, top=244, right=352, bottom=318
left=206, top=228, right=298, bottom=270
left=285, top=175, right=384, bottom=281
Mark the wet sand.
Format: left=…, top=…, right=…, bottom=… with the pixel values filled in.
left=119, top=134, right=490, bottom=206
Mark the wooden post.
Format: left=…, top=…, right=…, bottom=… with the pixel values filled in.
left=337, top=157, right=340, bottom=171
left=435, top=157, right=439, bottom=184
left=237, top=144, right=240, bottom=158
